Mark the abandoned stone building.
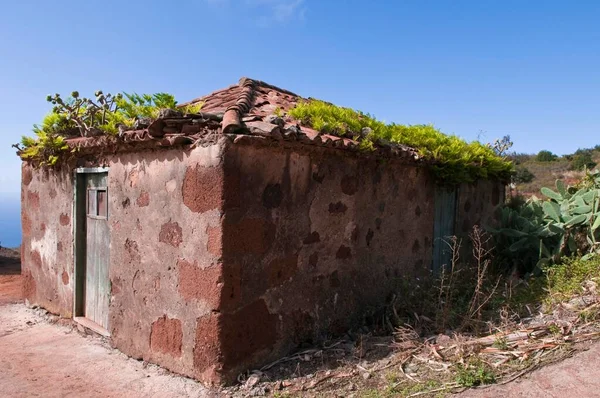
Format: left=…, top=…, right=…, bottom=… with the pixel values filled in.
left=20, top=77, right=505, bottom=385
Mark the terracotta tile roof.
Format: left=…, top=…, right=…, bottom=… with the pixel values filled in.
left=66, top=77, right=421, bottom=162
left=181, top=78, right=300, bottom=118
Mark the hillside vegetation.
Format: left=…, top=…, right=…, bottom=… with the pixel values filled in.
left=510, top=146, right=600, bottom=196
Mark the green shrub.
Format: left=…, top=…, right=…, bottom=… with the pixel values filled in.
left=536, top=150, right=558, bottom=162
left=571, top=150, right=597, bottom=171
left=288, top=100, right=513, bottom=184
left=513, top=166, right=535, bottom=184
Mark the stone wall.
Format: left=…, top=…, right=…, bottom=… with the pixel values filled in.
left=106, top=141, right=225, bottom=380
left=456, top=180, right=504, bottom=236
left=21, top=163, right=75, bottom=317
left=201, top=142, right=437, bottom=382
left=21, top=138, right=505, bottom=386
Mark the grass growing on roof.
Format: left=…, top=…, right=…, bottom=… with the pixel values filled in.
left=288, top=100, right=513, bottom=184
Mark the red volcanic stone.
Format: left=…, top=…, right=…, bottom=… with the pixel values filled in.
left=303, top=231, right=320, bottom=244
left=221, top=260, right=242, bottom=312
left=267, top=254, right=298, bottom=287
left=193, top=313, right=223, bottom=385
left=194, top=300, right=278, bottom=384
left=150, top=315, right=183, bottom=357
left=136, top=191, right=150, bottom=207
left=308, top=252, right=319, bottom=268
left=61, top=271, right=69, bottom=285
left=336, top=245, right=352, bottom=260
left=178, top=259, right=221, bottom=309
left=412, top=239, right=421, bottom=254
left=415, top=206, right=422, bottom=217
left=329, top=270, right=341, bottom=288
left=22, top=166, right=33, bottom=186
left=27, top=191, right=40, bottom=210
left=159, top=221, right=183, bottom=248
left=328, top=202, right=347, bottom=214
left=341, top=175, right=358, bottom=195
left=22, top=212, right=31, bottom=237
left=351, top=225, right=359, bottom=242
left=22, top=269, right=36, bottom=298
left=262, top=183, right=283, bottom=209
left=182, top=165, right=223, bottom=213
left=59, top=213, right=70, bottom=226
left=31, top=250, right=42, bottom=269
left=366, top=229, right=374, bottom=247
left=206, top=226, right=222, bottom=256
left=223, top=217, right=275, bottom=256
left=111, top=277, right=122, bottom=295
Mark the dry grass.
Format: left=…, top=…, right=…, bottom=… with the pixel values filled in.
left=221, top=230, right=600, bottom=397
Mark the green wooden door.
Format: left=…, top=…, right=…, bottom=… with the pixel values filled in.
left=432, top=187, right=457, bottom=274
left=84, top=173, right=110, bottom=329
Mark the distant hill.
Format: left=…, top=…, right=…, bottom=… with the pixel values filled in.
left=0, top=195, right=21, bottom=248
left=510, top=146, right=600, bottom=197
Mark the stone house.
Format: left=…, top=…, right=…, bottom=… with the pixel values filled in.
left=20, top=77, right=504, bottom=385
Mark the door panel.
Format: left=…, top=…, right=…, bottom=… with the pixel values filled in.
left=84, top=173, right=110, bottom=329
left=432, top=187, right=457, bottom=274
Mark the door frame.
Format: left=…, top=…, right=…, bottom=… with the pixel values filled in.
left=72, top=167, right=111, bottom=336
left=432, top=186, right=459, bottom=274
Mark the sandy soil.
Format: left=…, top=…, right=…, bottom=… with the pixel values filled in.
left=0, top=304, right=213, bottom=398
left=0, top=248, right=213, bottom=398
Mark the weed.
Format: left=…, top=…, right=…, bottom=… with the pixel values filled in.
left=545, top=256, right=600, bottom=303
left=492, top=336, right=509, bottom=350
left=548, top=324, right=561, bottom=335
left=455, top=361, right=495, bottom=387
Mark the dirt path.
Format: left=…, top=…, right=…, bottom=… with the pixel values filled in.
left=4, top=247, right=600, bottom=398
left=458, top=341, right=600, bottom=398
left=0, top=304, right=213, bottom=398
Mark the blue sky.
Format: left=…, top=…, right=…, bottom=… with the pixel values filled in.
left=2, top=0, right=600, bottom=201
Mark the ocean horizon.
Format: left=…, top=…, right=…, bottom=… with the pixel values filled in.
left=0, top=194, right=21, bottom=248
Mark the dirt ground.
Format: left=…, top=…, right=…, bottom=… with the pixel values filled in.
left=0, top=247, right=22, bottom=306
left=0, top=248, right=212, bottom=398
left=0, top=304, right=213, bottom=398
left=4, top=248, right=600, bottom=397
left=460, top=340, right=600, bottom=398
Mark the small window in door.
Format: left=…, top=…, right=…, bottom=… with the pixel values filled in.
left=97, top=190, right=108, bottom=218
left=87, top=188, right=108, bottom=219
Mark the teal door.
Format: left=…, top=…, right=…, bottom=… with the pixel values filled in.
left=432, top=187, right=457, bottom=273
left=84, top=172, right=110, bottom=329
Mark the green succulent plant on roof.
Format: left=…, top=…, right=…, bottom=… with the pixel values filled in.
left=17, top=90, right=203, bottom=166
left=288, top=99, right=513, bottom=184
